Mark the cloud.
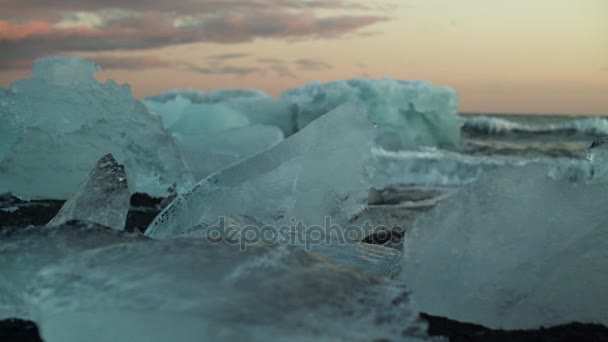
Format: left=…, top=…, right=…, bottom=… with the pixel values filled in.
left=257, top=58, right=286, bottom=64
left=0, top=0, right=371, bottom=17
left=92, top=55, right=176, bottom=70
left=0, top=10, right=387, bottom=69
left=206, top=53, right=250, bottom=61
left=294, top=58, right=332, bottom=70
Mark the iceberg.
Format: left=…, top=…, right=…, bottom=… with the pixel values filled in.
left=146, top=102, right=375, bottom=239
left=143, top=90, right=297, bottom=136
left=400, top=165, right=608, bottom=329
left=46, top=154, right=130, bottom=231
left=27, top=236, right=426, bottom=342
left=0, top=57, right=194, bottom=199
left=282, top=79, right=460, bottom=150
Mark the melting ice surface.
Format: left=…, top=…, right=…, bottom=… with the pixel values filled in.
left=0, top=57, right=194, bottom=199
left=400, top=164, right=608, bottom=329
left=1, top=222, right=427, bottom=342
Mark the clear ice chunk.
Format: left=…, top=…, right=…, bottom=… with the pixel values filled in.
left=27, top=237, right=426, bottom=342
left=0, top=57, right=194, bottom=199
left=0, top=221, right=146, bottom=319
left=146, top=102, right=375, bottom=239
left=47, top=154, right=130, bottom=230
left=400, top=165, right=608, bottom=329
left=173, top=125, right=284, bottom=181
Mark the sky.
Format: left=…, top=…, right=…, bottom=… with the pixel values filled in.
left=0, top=0, right=606, bottom=115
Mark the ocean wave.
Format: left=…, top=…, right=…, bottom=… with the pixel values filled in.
left=462, top=116, right=608, bottom=137
left=371, top=147, right=593, bottom=188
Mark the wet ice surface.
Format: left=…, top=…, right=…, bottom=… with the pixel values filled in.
left=0, top=222, right=147, bottom=320
left=1, top=222, right=427, bottom=342
left=401, top=164, right=608, bottom=329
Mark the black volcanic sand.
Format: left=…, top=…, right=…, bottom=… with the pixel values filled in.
left=2, top=194, right=608, bottom=342
left=0, top=193, right=164, bottom=233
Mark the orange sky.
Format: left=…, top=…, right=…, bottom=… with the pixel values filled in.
left=1, top=0, right=606, bottom=114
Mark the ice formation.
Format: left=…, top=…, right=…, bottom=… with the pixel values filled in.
left=0, top=221, right=146, bottom=320
left=47, top=154, right=130, bottom=230
left=176, top=215, right=401, bottom=276
left=0, top=57, right=194, bottom=199
left=146, top=102, right=375, bottom=239
left=282, top=79, right=461, bottom=150
left=400, top=165, right=608, bottom=329
left=0, top=221, right=426, bottom=342
left=143, top=90, right=297, bottom=136
left=144, top=79, right=460, bottom=152
left=172, top=125, right=284, bottom=180
left=587, top=138, right=608, bottom=183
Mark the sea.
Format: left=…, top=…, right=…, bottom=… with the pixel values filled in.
left=371, top=113, right=608, bottom=190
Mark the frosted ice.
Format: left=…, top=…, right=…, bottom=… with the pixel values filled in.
left=173, top=125, right=284, bottom=180
left=146, top=102, right=374, bottom=239
left=27, top=237, right=426, bottom=342
left=0, top=221, right=146, bottom=319
left=282, top=79, right=460, bottom=150
left=47, top=154, right=130, bottom=230
left=0, top=57, right=194, bottom=199
left=400, top=165, right=608, bottom=329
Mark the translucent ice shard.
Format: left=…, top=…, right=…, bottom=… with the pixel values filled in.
left=28, top=238, right=426, bottom=342
left=400, top=165, right=608, bottom=329
left=173, top=125, right=284, bottom=180
left=146, top=102, right=374, bottom=239
left=0, top=57, right=194, bottom=199
left=0, top=221, right=146, bottom=319
left=47, top=154, right=130, bottom=230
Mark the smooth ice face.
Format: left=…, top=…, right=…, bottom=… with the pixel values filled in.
left=282, top=79, right=460, bottom=150
left=400, top=165, right=608, bottom=329
left=47, top=154, right=130, bottom=231
left=0, top=57, right=194, bottom=199
left=28, top=238, right=426, bottom=342
left=146, top=102, right=374, bottom=239
left=0, top=221, right=146, bottom=319
left=173, top=125, right=284, bottom=180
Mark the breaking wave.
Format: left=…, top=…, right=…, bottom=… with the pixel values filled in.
left=462, top=116, right=608, bottom=137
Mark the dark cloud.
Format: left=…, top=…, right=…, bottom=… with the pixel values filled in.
left=257, top=57, right=285, bottom=64
left=0, top=0, right=371, bottom=17
left=206, top=53, right=250, bottom=61
left=0, top=11, right=387, bottom=69
left=294, top=58, right=332, bottom=70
